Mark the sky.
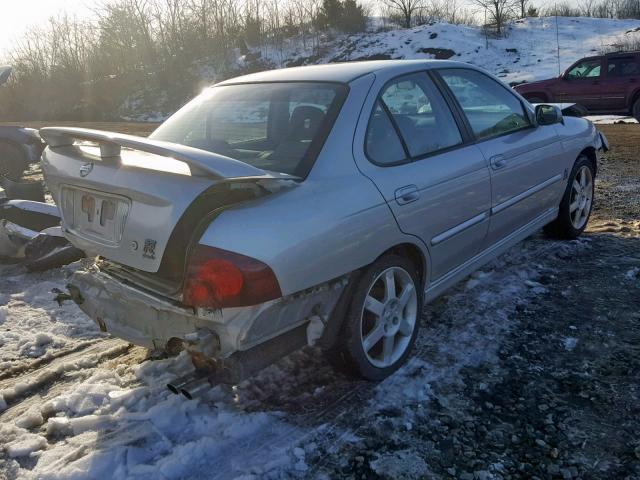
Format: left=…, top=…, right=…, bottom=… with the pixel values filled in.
left=0, top=0, right=97, bottom=61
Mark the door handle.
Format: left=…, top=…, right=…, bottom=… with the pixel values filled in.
left=395, top=185, right=420, bottom=205
left=490, top=155, right=507, bottom=170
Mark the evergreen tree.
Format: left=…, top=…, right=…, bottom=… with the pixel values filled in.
left=340, top=0, right=368, bottom=33
left=318, top=0, right=367, bottom=33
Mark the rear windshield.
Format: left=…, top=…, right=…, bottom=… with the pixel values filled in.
left=150, top=82, right=347, bottom=177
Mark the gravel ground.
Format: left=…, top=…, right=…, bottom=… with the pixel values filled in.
left=297, top=223, right=640, bottom=480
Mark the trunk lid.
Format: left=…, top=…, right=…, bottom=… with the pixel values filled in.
left=40, top=127, right=290, bottom=273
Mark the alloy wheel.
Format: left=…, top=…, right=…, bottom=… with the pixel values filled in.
left=359, top=266, right=418, bottom=368
left=569, top=165, right=593, bottom=230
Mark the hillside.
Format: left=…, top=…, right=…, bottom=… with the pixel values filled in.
left=278, top=17, right=640, bottom=84
left=125, top=16, right=640, bottom=121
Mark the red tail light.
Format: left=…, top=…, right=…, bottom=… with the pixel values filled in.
left=183, top=245, right=282, bottom=308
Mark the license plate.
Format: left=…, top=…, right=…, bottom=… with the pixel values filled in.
left=61, top=187, right=130, bottom=245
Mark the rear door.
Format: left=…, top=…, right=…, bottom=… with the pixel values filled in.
left=354, top=72, right=492, bottom=280
left=603, top=55, right=640, bottom=111
left=559, top=58, right=604, bottom=110
left=436, top=68, right=565, bottom=246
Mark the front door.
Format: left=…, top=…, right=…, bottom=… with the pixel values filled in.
left=436, top=68, right=566, bottom=246
left=559, top=58, right=604, bottom=111
left=354, top=72, right=492, bottom=280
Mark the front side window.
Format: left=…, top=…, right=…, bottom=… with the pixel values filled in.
left=439, top=69, right=530, bottom=140
left=365, top=73, right=462, bottom=164
left=150, top=82, right=346, bottom=176
left=607, top=57, right=640, bottom=77
left=565, top=59, right=602, bottom=79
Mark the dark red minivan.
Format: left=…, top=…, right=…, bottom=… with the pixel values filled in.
left=515, top=51, right=640, bottom=120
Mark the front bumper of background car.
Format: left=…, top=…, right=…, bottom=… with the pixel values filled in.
left=597, top=130, right=609, bottom=152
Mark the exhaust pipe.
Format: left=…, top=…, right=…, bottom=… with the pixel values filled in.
left=166, top=323, right=310, bottom=398
left=166, top=372, right=216, bottom=399
left=167, top=373, right=200, bottom=396
left=178, top=376, right=215, bottom=399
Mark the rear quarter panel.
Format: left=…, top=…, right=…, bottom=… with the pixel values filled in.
left=197, top=174, right=421, bottom=296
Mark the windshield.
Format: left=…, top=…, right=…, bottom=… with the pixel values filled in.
left=150, top=82, right=347, bottom=177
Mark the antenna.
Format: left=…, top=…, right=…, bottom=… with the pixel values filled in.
left=555, top=5, right=561, bottom=76
left=484, top=8, right=489, bottom=49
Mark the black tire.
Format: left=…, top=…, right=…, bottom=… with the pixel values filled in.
left=544, top=154, right=595, bottom=239
left=632, top=97, right=640, bottom=122
left=0, top=142, right=27, bottom=180
left=328, top=254, right=422, bottom=381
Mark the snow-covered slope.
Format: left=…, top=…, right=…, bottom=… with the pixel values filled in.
left=270, top=17, right=640, bottom=85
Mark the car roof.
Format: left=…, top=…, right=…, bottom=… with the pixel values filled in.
left=577, top=51, right=640, bottom=61
left=216, top=60, right=469, bottom=85
left=604, top=50, right=640, bottom=56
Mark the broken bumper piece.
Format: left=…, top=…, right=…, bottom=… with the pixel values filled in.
left=68, top=268, right=347, bottom=361
left=598, top=131, right=610, bottom=152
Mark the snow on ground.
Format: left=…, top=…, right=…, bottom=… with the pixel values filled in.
left=0, top=236, right=592, bottom=479
left=586, top=115, right=639, bottom=124
left=0, top=263, right=101, bottom=376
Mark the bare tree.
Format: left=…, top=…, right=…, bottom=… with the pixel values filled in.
left=579, top=0, right=597, bottom=16
left=471, top=0, right=516, bottom=36
left=381, top=0, right=423, bottom=27
left=426, top=0, right=476, bottom=24
left=517, top=0, right=528, bottom=17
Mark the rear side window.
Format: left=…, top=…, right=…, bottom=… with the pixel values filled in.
left=439, top=69, right=530, bottom=140
left=607, top=57, right=640, bottom=77
left=365, top=73, right=462, bottom=164
left=366, top=102, right=407, bottom=165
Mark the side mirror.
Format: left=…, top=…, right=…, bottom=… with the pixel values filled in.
left=535, top=104, right=563, bottom=126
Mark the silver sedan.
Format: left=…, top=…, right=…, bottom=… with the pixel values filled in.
left=40, top=60, right=607, bottom=383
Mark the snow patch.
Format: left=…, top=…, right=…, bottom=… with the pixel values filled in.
left=624, top=267, right=639, bottom=281
left=6, top=434, right=47, bottom=458
left=371, top=448, right=430, bottom=478
left=586, top=115, right=638, bottom=124
left=15, top=407, right=45, bottom=429
left=562, top=337, right=579, bottom=351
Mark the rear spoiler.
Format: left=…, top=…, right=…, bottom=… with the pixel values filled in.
left=39, top=127, right=274, bottom=179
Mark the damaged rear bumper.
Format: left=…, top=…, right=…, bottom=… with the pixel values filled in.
left=68, top=268, right=347, bottom=359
